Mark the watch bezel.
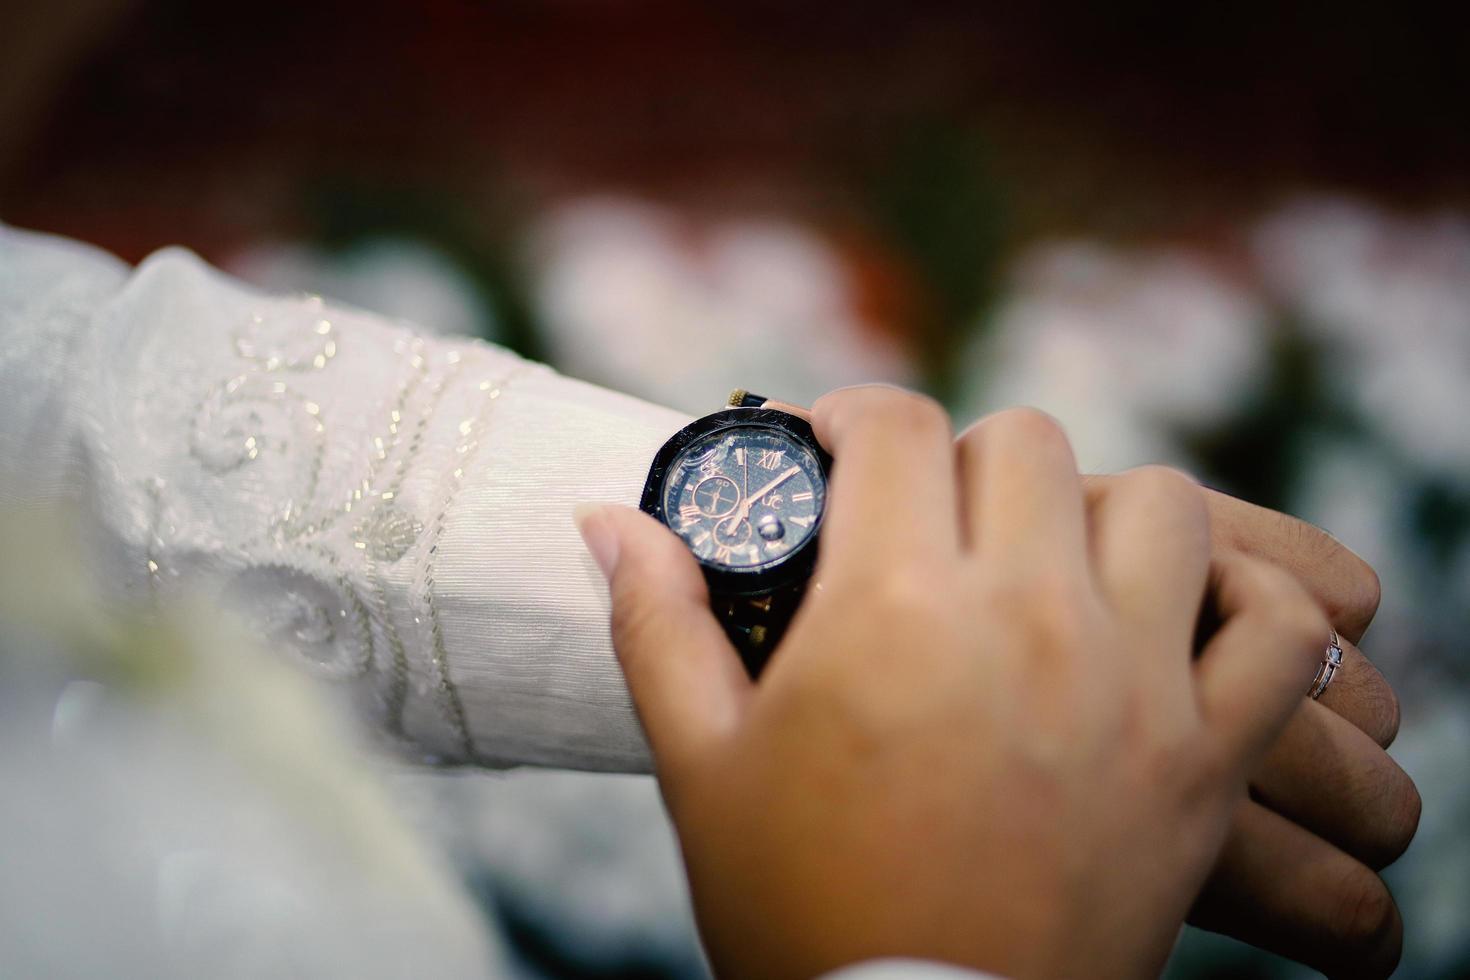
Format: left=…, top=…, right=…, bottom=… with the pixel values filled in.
left=640, top=408, right=831, bottom=596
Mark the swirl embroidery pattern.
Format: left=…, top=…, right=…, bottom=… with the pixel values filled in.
left=172, top=296, right=521, bottom=759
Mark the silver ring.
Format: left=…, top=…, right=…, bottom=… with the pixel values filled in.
left=1309, top=629, right=1345, bottom=699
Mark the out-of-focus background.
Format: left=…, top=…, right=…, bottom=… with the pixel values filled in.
left=2, top=2, right=1467, bottom=977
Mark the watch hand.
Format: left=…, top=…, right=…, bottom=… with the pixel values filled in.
left=732, top=466, right=800, bottom=524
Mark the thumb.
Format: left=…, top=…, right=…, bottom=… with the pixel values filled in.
left=576, top=503, right=751, bottom=776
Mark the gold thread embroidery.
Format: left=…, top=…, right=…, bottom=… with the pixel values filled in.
left=418, top=365, right=528, bottom=760
left=181, top=297, right=530, bottom=755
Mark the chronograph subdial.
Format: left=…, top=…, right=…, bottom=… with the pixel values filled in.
left=692, top=474, right=741, bottom=518
left=713, top=514, right=754, bottom=548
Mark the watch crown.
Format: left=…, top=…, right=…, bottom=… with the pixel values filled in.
left=727, top=388, right=768, bottom=408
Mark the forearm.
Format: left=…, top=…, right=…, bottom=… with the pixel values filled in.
left=0, top=224, right=687, bottom=770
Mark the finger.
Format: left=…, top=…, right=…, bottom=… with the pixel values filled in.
left=1087, top=476, right=1403, bottom=745
left=1194, top=553, right=1328, bottom=768
left=1203, top=488, right=1400, bottom=749
left=1204, top=487, right=1382, bottom=644
left=810, top=385, right=959, bottom=563
left=1085, top=466, right=1211, bottom=645
left=761, top=398, right=811, bottom=420
left=1317, top=633, right=1401, bottom=748
left=956, top=407, right=1087, bottom=568
left=1251, top=699, right=1422, bottom=869
left=576, top=504, right=752, bottom=779
left=1191, top=800, right=1403, bottom=980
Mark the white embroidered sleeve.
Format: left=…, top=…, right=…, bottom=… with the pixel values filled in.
left=0, top=224, right=691, bottom=771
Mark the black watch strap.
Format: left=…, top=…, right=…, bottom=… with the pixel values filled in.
left=712, top=578, right=808, bottom=678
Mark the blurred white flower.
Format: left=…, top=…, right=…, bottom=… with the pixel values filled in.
left=1290, top=438, right=1424, bottom=671
left=528, top=198, right=914, bottom=414
left=957, top=243, right=1268, bottom=473
left=229, top=238, right=495, bottom=340
left=1379, top=691, right=1470, bottom=965
left=1254, top=198, right=1470, bottom=475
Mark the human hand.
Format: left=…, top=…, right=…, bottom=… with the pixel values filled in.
left=578, top=388, right=1326, bottom=979
left=1160, top=486, right=1417, bottom=978
left=771, top=398, right=1418, bottom=977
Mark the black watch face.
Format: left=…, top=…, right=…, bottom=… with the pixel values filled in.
left=661, top=424, right=826, bottom=571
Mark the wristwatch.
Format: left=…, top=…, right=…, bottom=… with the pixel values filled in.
left=640, top=389, right=831, bottom=677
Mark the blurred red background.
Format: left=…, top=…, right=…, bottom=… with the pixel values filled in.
left=5, top=0, right=1469, bottom=262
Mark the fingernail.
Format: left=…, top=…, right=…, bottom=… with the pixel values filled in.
left=573, top=503, right=619, bottom=578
